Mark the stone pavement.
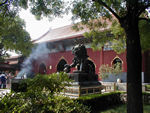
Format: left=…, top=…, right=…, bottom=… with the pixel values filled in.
left=0, top=83, right=11, bottom=97
left=0, top=89, right=11, bottom=98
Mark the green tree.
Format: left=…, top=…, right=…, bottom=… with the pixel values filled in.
left=0, top=73, right=90, bottom=113
left=0, top=15, right=32, bottom=57
left=0, top=1, right=33, bottom=59
left=0, top=0, right=68, bottom=58
left=1, top=0, right=150, bottom=113
left=99, top=63, right=123, bottom=80
left=71, top=0, right=150, bottom=113
left=0, top=0, right=66, bottom=20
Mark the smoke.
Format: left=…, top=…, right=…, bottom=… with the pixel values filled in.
left=17, top=43, right=50, bottom=78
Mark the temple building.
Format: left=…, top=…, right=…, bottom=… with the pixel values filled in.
left=31, top=24, right=150, bottom=83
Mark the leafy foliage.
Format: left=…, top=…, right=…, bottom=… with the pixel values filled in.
left=77, top=92, right=150, bottom=112
left=71, top=0, right=150, bottom=54
left=101, top=104, right=150, bottom=113
left=71, top=1, right=150, bottom=112
left=25, top=72, right=71, bottom=94
left=0, top=0, right=68, bottom=58
left=0, top=1, right=149, bottom=112
left=139, top=20, right=150, bottom=51
left=0, top=1, right=33, bottom=57
left=0, top=73, right=90, bottom=113
left=77, top=92, right=124, bottom=112
left=99, top=63, right=122, bottom=79
left=0, top=15, right=33, bottom=56
left=1, top=0, right=67, bottom=20
left=145, top=85, right=150, bottom=91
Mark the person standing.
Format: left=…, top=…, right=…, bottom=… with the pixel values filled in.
left=7, top=72, right=13, bottom=89
left=1, top=72, right=6, bottom=89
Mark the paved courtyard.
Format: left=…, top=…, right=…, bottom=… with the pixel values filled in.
left=0, top=83, right=11, bottom=97
left=0, top=89, right=10, bottom=97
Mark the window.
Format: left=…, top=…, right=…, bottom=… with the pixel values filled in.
left=39, top=63, right=46, bottom=74
left=57, top=59, right=67, bottom=72
left=112, top=58, right=122, bottom=69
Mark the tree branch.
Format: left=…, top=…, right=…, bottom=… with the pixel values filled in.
left=0, top=0, right=8, bottom=7
left=138, top=4, right=150, bottom=16
left=139, top=17, right=150, bottom=22
left=93, top=0, right=121, bottom=21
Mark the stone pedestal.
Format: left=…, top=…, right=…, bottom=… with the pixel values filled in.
left=63, top=71, right=104, bottom=98
left=11, top=78, right=27, bottom=92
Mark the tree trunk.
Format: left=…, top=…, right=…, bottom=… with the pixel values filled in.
left=124, top=19, right=143, bottom=113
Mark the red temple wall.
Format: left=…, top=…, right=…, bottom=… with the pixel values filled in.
left=103, top=50, right=127, bottom=72
left=33, top=48, right=146, bottom=78
left=33, top=48, right=101, bottom=74
left=31, top=47, right=149, bottom=82
left=33, top=48, right=128, bottom=75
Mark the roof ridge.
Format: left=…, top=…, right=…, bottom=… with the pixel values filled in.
left=32, top=24, right=73, bottom=43
left=32, top=30, right=50, bottom=43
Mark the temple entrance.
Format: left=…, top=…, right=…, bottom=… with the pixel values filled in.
left=112, top=58, right=122, bottom=69
left=57, top=59, right=67, bottom=72
left=39, top=63, right=46, bottom=74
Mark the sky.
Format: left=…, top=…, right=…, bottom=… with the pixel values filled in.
left=19, top=9, right=73, bottom=40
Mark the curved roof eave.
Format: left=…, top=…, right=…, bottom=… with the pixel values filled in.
left=33, top=24, right=89, bottom=44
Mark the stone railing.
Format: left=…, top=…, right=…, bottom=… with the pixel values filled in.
left=101, top=82, right=150, bottom=92
left=63, top=84, right=104, bottom=98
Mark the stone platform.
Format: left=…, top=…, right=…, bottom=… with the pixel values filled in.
left=63, top=71, right=104, bottom=98
left=63, top=82, right=104, bottom=98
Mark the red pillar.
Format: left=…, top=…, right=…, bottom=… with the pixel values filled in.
left=100, top=47, right=104, bottom=66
